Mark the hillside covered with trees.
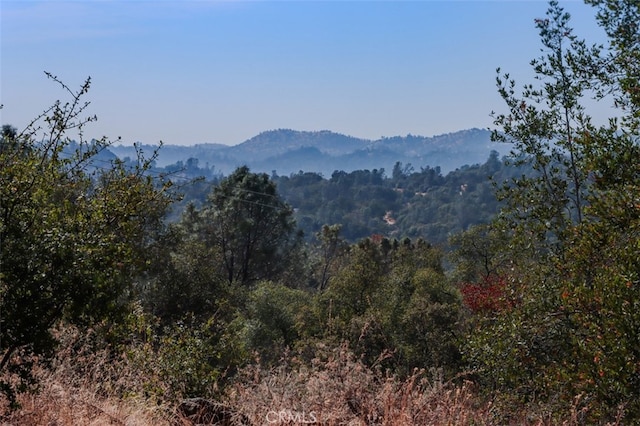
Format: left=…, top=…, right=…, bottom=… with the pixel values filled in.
left=1, top=1, right=639, bottom=424
left=162, top=150, right=519, bottom=246
left=107, top=127, right=500, bottom=177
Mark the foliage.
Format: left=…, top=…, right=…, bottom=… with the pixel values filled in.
left=159, top=150, right=518, bottom=246
left=585, top=0, right=640, bottom=122
left=0, top=74, right=172, bottom=405
left=272, top=154, right=514, bottom=245
left=239, top=281, right=313, bottom=364
left=138, top=168, right=311, bottom=390
left=562, top=5, right=640, bottom=414
left=316, top=237, right=463, bottom=375
left=141, top=205, right=231, bottom=324
left=490, top=0, right=598, bottom=258
left=448, top=223, right=513, bottom=283
left=200, top=166, right=302, bottom=286
left=133, top=316, right=224, bottom=399
left=461, top=1, right=640, bottom=421
left=460, top=274, right=511, bottom=314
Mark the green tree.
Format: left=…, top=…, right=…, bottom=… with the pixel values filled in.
left=317, top=237, right=462, bottom=374
left=448, top=223, right=512, bottom=283
left=464, top=1, right=640, bottom=421
left=585, top=0, right=640, bottom=122
left=137, top=169, right=306, bottom=392
left=0, top=74, right=171, bottom=403
left=142, top=204, right=228, bottom=324
left=240, top=281, right=312, bottom=364
left=491, top=0, right=599, bottom=258
left=561, top=0, right=640, bottom=417
left=200, top=166, right=301, bottom=286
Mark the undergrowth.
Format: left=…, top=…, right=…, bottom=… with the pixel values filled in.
left=0, top=326, right=624, bottom=425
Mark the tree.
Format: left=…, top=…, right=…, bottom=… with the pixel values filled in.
left=313, top=224, right=349, bottom=291
left=463, top=1, right=640, bottom=421
left=316, top=236, right=462, bottom=374
left=491, top=0, right=599, bottom=260
left=561, top=0, right=640, bottom=417
left=0, top=73, right=172, bottom=403
left=448, top=223, right=511, bottom=283
left=585, top=0, right=640, bottom=122
left=240, top=281, right=312, bottom=364
left=142, top=204, right=228, bottom=324
left=201, top=166, right=300, bottom=286
left=0, top=125, right=18, bottom=152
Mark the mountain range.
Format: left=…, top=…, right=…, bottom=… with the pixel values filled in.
left=107, top=128, right=506, bottom=177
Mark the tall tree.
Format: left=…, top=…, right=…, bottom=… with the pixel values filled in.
left=563, top=0, right=640, bottom=418
left=464, top=1, right=640, bottom=421
left=491, top=0, right=600, bottom=260
left=201, top=166, right=300, bottom=286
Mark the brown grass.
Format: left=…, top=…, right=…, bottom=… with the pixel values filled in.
left=0, top=325, right=173, bottom=426
left=2, top=338, right=494, bottom=425
left=2, top=370, right=167, bottom=426
left=224, top=343, right=493, bottom=425
left=0, top=329, right=625, bottom=425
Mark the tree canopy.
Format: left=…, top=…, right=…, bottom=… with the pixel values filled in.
left=461, top=1, right=640, bottom=421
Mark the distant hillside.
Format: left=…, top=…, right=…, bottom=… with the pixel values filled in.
left=108, top=128, right=504, bottom=176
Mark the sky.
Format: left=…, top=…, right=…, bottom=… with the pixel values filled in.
left=1, top=1, right=608, bottom=146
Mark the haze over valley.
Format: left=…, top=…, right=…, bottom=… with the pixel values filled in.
left=108, top=127, right=501, bottom=177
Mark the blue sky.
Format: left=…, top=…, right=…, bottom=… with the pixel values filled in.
left=1, top=1, right=606, bottom=146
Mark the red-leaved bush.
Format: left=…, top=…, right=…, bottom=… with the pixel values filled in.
left=460, top=275, right=510, bottom=314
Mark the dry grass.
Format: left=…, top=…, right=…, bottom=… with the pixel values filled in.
left=224, top=343, right=493, bottom=425
left=1, top=371, right=168, bottom=426
left=1, top=330, right=625, bottom=425
left=0, top=326, right=174, bottom=426
left=2, top=338, right=494, bottom=425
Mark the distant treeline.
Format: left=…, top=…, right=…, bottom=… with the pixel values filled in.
left=165, top=150, right=525, bottom=246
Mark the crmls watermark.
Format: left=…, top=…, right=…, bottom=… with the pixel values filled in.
left=265, top=409, right=318, bottom=424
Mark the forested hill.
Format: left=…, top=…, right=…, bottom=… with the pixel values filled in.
left=275, top=154, right=511, bottom=244
left=169, top=151, right=523, bottom=245
left=108, top=128, right=503, bottom=176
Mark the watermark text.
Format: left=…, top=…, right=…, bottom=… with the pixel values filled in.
left=265, top=409, right=318, bottom=424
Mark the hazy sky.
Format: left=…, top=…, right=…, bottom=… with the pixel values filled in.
left=2, top=1, right=606, bottom=146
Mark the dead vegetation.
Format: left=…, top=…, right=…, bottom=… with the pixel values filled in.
left=224, top=344, right=492, bottom=426
left=0, top=328, right=621, bottom=425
